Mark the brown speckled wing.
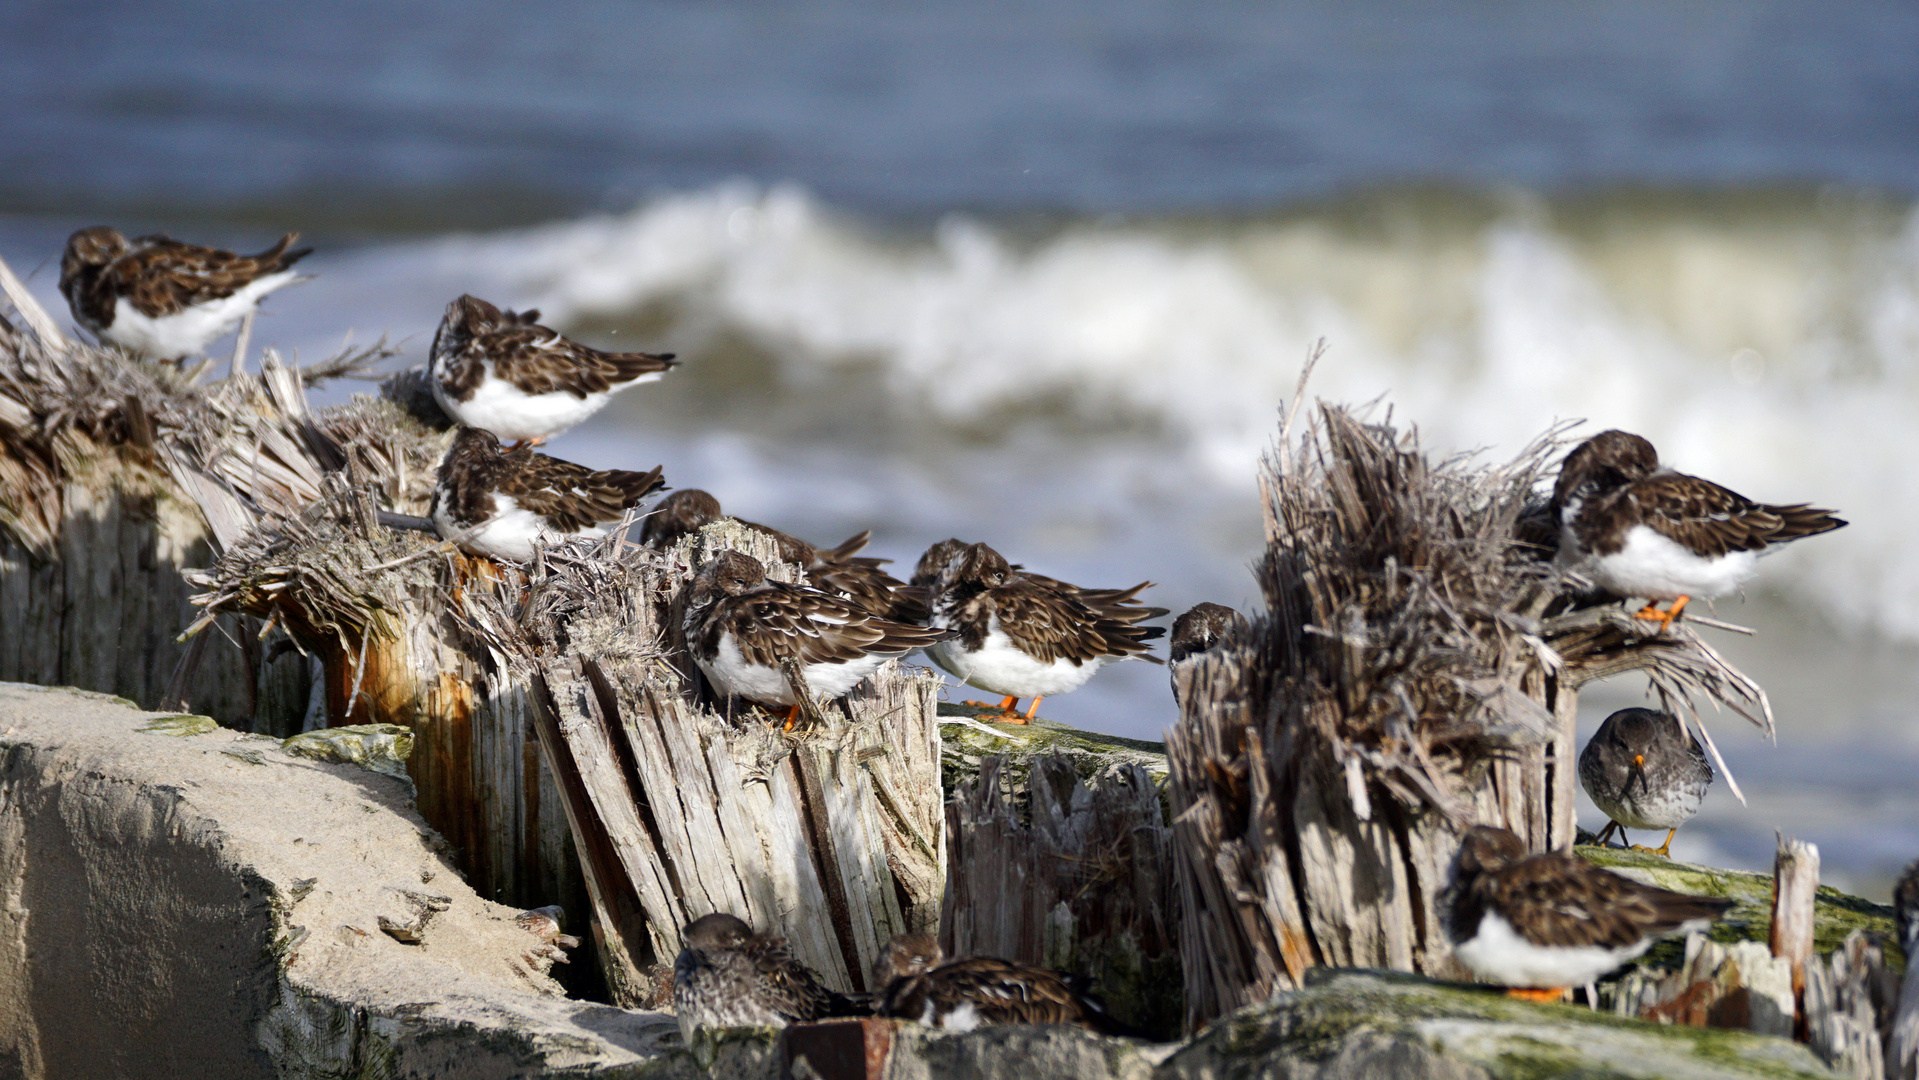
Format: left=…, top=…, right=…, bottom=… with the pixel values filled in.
left=109, top=234, right=311, bottom=319
left=1468, top=851, right=1731, bottom=951
left=1623, top=472, right=1844, bottom=559
left=483, top=323, right=677, bottom=399
left=882, top=957, right=1091, bottom=1026
left=744, top=934, right=866, bottom=1021
left=495, top=447, right=666, bottom=533
left=990, top=580, right=1166, bottom=666
left=717, top=584, right=955, bottom=669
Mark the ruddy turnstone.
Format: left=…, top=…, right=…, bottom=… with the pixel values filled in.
left=59, top=226, right=312, bottom=359
left=1444, top=825, right=1733, bottom=1001
left=1169, top=602, right=1247, bottom=663
left=672, top=913, right=865, bottom=1041
left=429, top=426, right=666, bottom=562
left=683, top=550, right=955, bottom=728
left=921, top=541, right=1165, bottom=723
left=871, top=933, right=1130, bottom=1035
left=1551, top=430, right=1845, bottom=631
left=429, top=294, right=678, bottom=445
left=1579, top=708, right=1712, bottom=858
left=641, top=489, right=917, bottom=620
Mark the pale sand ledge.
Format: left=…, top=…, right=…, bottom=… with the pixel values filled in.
left=0, top=681, right=690, bottom=1080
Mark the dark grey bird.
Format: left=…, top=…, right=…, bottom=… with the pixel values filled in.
left=671, top=913, right=865, bottom=1041
left=1578, top=707, right=1712, bottom=858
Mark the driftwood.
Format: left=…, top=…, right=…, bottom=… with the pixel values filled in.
left=942, top=755, right=1180, bottom=1039
left=1166, top=396, right=1773, bottom=1031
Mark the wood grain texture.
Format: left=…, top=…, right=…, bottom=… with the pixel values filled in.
left=1167, top=403, right=1775, bottom=1031
left=942, top=755, right=1179, bottom=1039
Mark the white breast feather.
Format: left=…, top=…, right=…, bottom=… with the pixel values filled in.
left=1452, top=910, right=1647, bottom=987
left=1569, top=524, right=1759, bottom=600
left=927, top=616, right=1112, bottom=698
left=699, top=630, right=889, bottom=705
left=432, top=365, right=615, bottom=443
left=101, top=270, right=301, bottom=358
left=439, top=492, right=602, bottom=562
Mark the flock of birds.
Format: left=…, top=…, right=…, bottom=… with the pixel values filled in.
left=51, top=226, right=1861, bottom=1033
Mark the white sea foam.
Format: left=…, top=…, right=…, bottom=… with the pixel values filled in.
left=384, top=183, right=1919, bottom=643
left=38, top=183, right=1912, bottom=645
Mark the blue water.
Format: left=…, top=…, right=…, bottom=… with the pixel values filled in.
left=3, top=1, right=1917, bottom=220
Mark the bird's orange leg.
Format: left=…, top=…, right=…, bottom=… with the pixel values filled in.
left=1631, top=827, right=1680, bottom=859
left=961, top=694, right=1019, bottom=712
left=1506, top=986, right=1568, bottom=1003
left=1019, top=697, right=1044, bottom=721
left=1631, top=595, right=1691, bottom=633
left=778, top=704, right=803, bottom=732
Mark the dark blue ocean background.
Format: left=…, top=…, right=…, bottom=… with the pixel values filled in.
left=4, top=0, right=1918, bottom=894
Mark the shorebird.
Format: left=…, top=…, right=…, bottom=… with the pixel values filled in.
left=683, top=550, right=955, bottom=729
left=672, top=913, right=865, bottom=1041
left=641, top=488, right=916, bottom=621
left=1579, top=708, right=1712, bottom=858
left=1445, top=825, right=1732, bottom=1001
left=1550, top=430, right=1845, bottom=632
left=59, top=226, right=312, bottom=359
left=429, top=294, right=677, bottom=445
left=871, top=933, right=1132, bottom=1035
left=920, top=540, right=1165, bottom=723
left=429, top=426, right=666, bottom=561
left=1169, top=602, right=1246, bottom=663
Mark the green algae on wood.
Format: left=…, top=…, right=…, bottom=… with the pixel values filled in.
left=1576, top=845, right=1902, bottom=974
left=1166, top=968, right=1839, bottom=1080
left=138, top=713, right=219, bottom=737
left=937, top=703, right=1168, bottom=794
left=281, top=723, right=415, bottom=780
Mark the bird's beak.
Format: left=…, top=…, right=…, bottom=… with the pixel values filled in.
left=1627, top=753, right=1647, bottom=794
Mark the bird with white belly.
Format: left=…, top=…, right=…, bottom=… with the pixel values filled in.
left=920, top=540, right=1165, bottom=723
left=1551, top=430, right=1845, bottom=632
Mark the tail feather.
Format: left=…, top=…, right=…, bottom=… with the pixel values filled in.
left=1764, top=503, right=1847, bottom=543
left=255, top=232, right=314, bottom=272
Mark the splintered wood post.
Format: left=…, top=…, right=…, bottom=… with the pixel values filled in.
left=1773, top=834, right=1821, bottom=1041
left=1891, top=872, right=1919, bottom=1080
left=0, top=271, right=280, bottom=724
left=942, top=755, right=1180, bottom=1039
left=1168, top=401, right=1776, bottom=1030
left=480, top=520, right=946, bottom=1008
left=165, top=363, right=582, bottom=915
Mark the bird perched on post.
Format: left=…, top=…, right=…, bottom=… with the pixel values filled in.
left=1444, top=825, right=1733, bottom=1001
left=919, top=540, right=1165, bottom=723
left=871, top=933, right=1134, bottom=1035
left=59, top=226, right=312, bottom=360
left=428, top=294, right=677, bottom=445
left=1550, top=429, right=1845, bottom=632
left=1579, top=708, right=1712, bottom=858
left=672, top=913, right=865, bottom=1041
left=683, top=550, right=955, bottom=729
left=429, top=426, right=666, bottom=562
left=641, top=489, right=916, bottom=621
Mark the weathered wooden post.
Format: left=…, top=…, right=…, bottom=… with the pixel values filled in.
left=1167, top=400, right=1773, bottom=1031
left=455, top=520, right=948, bottom=1008
left=941, top=754, right=1180, bottom=1038
left=0, top=262, right=333, bottom=728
